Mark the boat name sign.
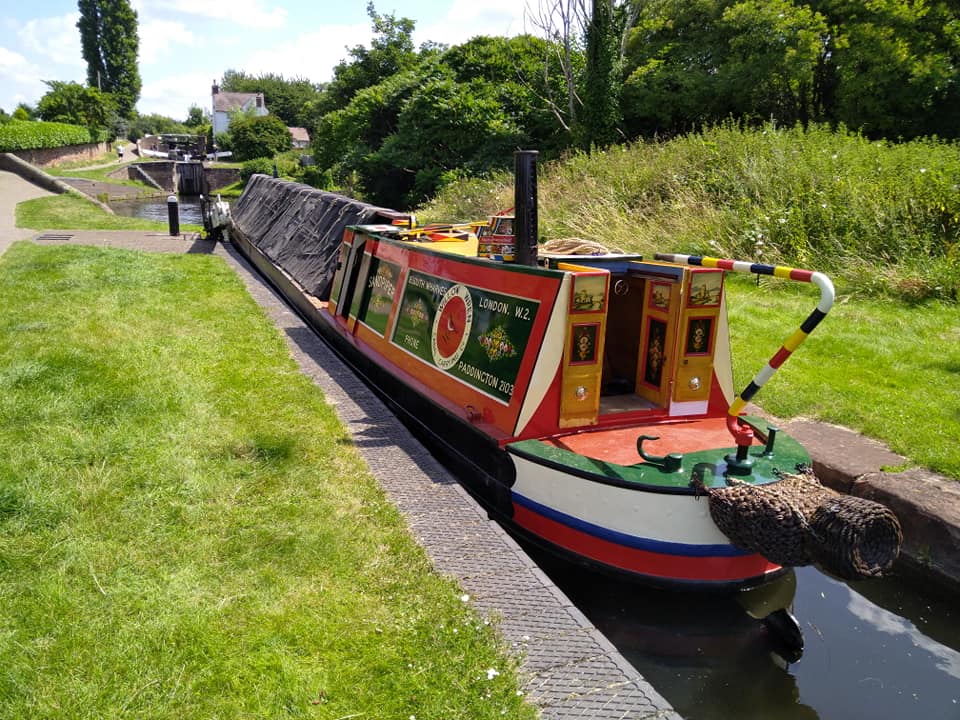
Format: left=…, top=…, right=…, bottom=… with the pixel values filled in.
left=391, top=269, right=540, bottom=404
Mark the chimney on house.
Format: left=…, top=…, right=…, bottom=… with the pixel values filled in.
left=212, top=80, right=219, bottom=95
left=255, top=93, right=263, bottom=108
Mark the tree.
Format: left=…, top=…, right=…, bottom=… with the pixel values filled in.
left=524, top=0, right=641, bottom=137
left=578, top=0, right=623, bottom=147
left=37, top=80, right=115, bottom=129
left=808, top=0, right=960, bottom=139
left=228, top=114, right=293, bottom=161
left=77, top=0, right=141, bottom=118
left=14, top=103, right=38, bottom=120
left=441, top=35, right=573, bottom=156
left=184, top=105, right=208, bottom=127
left=363, top=78, right=525, bottom=207
left=219, top=70, right=323, bottom=127
left=318, top=2, right=418, bottom=114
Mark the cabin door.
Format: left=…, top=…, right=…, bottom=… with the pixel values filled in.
left=557, top=264, right=610, bottom=428
left=630, top=262, right=684, bottom=409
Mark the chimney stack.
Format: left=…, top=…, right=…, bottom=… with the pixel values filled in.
left=513, top=150, right=539, bottom=267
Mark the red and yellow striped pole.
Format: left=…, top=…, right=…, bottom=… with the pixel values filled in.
left=655, top=253, right=835, bottom=447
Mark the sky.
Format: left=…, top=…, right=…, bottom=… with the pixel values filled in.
left=0, top=0, right=531, bottom=121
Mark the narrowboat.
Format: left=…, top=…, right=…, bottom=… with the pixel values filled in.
left=223, top=151, right=900, bottom=597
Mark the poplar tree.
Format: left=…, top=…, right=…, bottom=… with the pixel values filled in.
left=77, top=0, right=141, bottom=118
left=578, top=0, right=622, bottom=149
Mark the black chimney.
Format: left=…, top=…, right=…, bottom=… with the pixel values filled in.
left=513, top=150, right=539, bottom=267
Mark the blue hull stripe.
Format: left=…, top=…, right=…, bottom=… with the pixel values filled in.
left=512, top=491, right=748, bottom=558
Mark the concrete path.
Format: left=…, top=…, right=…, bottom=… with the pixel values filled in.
left=0, top=169, right=52, bottom=253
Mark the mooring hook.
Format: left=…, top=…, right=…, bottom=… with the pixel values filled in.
left=637, top=435, right=683, bottom=473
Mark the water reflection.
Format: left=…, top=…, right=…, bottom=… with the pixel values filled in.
left=109, top=196, right=204, bottom=225
left=529, top=547, right=959, bottom=720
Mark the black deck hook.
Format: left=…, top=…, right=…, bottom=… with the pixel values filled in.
left=636, top=435, right=683, bottom=473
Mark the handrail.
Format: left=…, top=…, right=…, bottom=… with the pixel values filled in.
left=654, top=253, right=835, bottom=448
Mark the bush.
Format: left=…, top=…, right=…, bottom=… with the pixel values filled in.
left=0, top=120, right=94, bottom=151
left=229, top=115, right=293, bottom=162
left=239, top=157, right=275, bottom=184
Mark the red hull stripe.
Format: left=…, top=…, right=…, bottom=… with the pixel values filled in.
left=512, top=501, right=779, bottom=583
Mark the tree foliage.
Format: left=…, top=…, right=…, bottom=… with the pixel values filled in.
left=37, top=80, right=115, bottom=130
left=228, top=114, right=293, bottom=161
left=76, top=0, right=142, bottom=118
left=300, top=0, right=960, bottom=207
left=219, top=70, right=323, bottom=128
left=578, top=0, right=623, bottom=148
left=619, top=0, right=959, bottom=139
left=317, top=2, right=418, bottom=116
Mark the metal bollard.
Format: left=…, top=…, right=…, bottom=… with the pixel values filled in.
left=167, top=195, right=179, bottom=236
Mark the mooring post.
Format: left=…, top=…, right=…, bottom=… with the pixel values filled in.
left=513, top=150, right=539, bottom=267
left=167, top=195, right=180, bottom=236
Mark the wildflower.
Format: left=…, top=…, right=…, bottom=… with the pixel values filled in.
left=460, top=593, right=470, bottom=602
left=486, top=668, right=500, bottom=680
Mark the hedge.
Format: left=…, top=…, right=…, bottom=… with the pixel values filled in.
left=0, top=120, right=98, bottom=152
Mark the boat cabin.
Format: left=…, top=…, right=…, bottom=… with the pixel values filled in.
left=327, top=220, right=735, bottom=445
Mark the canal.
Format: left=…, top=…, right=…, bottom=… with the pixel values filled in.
left=529, top=548, right=959, bottom=720
left=109, top=196, right=207, bottom=225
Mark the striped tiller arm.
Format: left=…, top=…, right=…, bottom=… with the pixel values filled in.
left=654, top=253, right=836, bottom=444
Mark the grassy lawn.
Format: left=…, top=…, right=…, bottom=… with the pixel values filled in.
left=725, top=275, right=960, bottom=479
left=16, top=194, right=202, bottom=234
left=0, top=242, right=535, bottom=720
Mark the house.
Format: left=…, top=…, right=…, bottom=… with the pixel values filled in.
left=288, top=126, right=310, bottom=149
left=211, top=81, right=268, bottom=136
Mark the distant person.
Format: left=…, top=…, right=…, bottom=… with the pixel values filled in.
left=117, top=144, right=124, bottom=162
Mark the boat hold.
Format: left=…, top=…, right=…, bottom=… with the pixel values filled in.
left=226, top=151, right=901, bottom=592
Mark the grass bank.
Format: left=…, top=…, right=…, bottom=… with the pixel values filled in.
left=424, top=123, right=960, bottom=304
left=0, top=242, right=535, bottom=719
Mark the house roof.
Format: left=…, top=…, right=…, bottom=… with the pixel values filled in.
left=288, top=127, right=310, bottom=143
left=213, top=92, right=265, bottom=113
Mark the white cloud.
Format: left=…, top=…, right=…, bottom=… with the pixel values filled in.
left=151, top=0, right=287, bottom=28
left=244, top=23, right=370, bottom=82
left=847, top=590, right=960, bottom=680
left=138, top=70, right=212, bottom=119
left=416, top=0, right=529, bottom=46
left=138, top=19, right=195, bottom=65
left=17, top=13, right=84, bottom=68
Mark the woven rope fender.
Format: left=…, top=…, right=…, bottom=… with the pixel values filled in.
left=696, top=471, right=902, bottom=580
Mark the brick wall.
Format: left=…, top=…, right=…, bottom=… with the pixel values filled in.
left=10, top=142, right=112, bottom=168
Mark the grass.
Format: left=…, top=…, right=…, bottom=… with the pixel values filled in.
left=16, top=193, right=202, bottom=233
left=0, top=242, right=536, bottom=720
left=724, top=275, right=960, bottom=480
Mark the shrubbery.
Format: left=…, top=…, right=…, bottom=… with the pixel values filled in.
left=0, top=120, right=97, bottom=151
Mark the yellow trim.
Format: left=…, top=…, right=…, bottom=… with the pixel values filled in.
left=729, top=397, right=747, bottom=416
left=783, top=328, right=808, bottom=352
left=773, top=266, right=793, bottom=280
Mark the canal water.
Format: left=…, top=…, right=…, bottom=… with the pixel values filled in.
left=109, top=197, right=206, bottom=225
left=530, top=549, right=960, bottom=720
